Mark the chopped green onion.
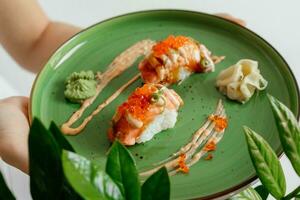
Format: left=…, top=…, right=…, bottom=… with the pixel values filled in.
left=201, top=58, right=210, bottom=67
left=150, top=90, right=164, bottom=103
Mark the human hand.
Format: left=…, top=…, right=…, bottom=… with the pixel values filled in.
left=0, top=97, right=29, bottom=173
left=216, top=13, right=246, bottom=26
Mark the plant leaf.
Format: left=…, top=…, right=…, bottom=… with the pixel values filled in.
left=282, top=186, right=300, bottom=200
left=106, top=141, right=141, bottom=200
left=244, top=126, right=286, bottom=199
left=50, top=123, right=83, bottom=200
left=49, top=122, right=82, bottom=199
left=60, top=179, right=83, bottom=200
left=0, top=171, right=15, bottom=200
left=29, top=118, right=82, bottom=200
left=268, top=94, right=300, bottom=176
left=29, top=118, right=63, bottom=199
left=141, top=167, right=170, bottom=200
left=49, top=122, right=75, bottom=152
left=62, top=150, right=124, bottom=200
left=230, top=187, right=262, bottom=200
left=254, top=185, right=269, bottom=200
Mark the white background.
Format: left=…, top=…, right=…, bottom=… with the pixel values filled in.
left=0, top=0, right=299, bottom=199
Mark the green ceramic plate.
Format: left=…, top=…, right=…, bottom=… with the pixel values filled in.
left=30, top=10, right=299, bottom=199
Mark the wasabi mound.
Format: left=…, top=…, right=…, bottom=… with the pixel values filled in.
left=64, top=70, right=97, bottom=103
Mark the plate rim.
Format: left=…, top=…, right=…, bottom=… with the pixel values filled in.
left=29, top=9, right=300, bottom=200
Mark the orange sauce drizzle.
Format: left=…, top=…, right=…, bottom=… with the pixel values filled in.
left=61, top=40, right=155, bottom=135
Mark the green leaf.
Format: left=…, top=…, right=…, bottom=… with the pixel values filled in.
left=254, top=185, right=269, bottom=200
left=49, top=122, right=82, bottom=199
left=106, top=141, right=141, bottom=200
left=60, top=179, right=83, bottom=200
left=244, top=126, right=286, bottom=199
left=230, top=187, right=262, bottom=200
left=268, top=95, right=300, bottom=176
left=29, top=118, right=82, bottom=200
left=282, top=185, right=300, bottom=200
left=62, top=150, right=124, bottom=200
left=0, top=171, right=15, bottom=200
left=29, top=118, right=63, bottom=200
left=141, top=167, right=170, bottom=200
left=49, top=122, right=75, bottom=152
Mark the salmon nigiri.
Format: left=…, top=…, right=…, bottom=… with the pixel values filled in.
left=108, top=83, right=183, bottom=146
left=139, top=35, right=222, bottom=85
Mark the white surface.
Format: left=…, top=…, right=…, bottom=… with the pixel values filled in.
left=0, top=0, right=299, bottom=199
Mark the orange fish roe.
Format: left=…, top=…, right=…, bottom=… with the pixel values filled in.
left=205, top=154, right=213, bottom=160
left=117, top=84, right=157, bottom=120
left=209, top=115, right=228, bottom=132
left=204, top=141, right=216, bottom=152
left=178, top=154, right=189, bottom=173
left=152, top=35, right=190, bottom=57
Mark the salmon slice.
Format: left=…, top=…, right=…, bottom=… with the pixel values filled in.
left=139, top=35, right=217, bottom=85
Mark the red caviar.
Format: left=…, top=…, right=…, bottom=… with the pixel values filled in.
left=178, top=154, right=189, bottom=173
left=209, top=115, right=228, bottom=132
left=117, top=84, right=157, bottom=120
left=205, top=154, right=213, bottom=160
left=204, top=141, right=216, bottom=152
left=152, top=35, right=190, bottom=57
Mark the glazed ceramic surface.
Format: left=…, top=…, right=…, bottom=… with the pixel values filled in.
left=31, top=10, right=299, bottom=199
